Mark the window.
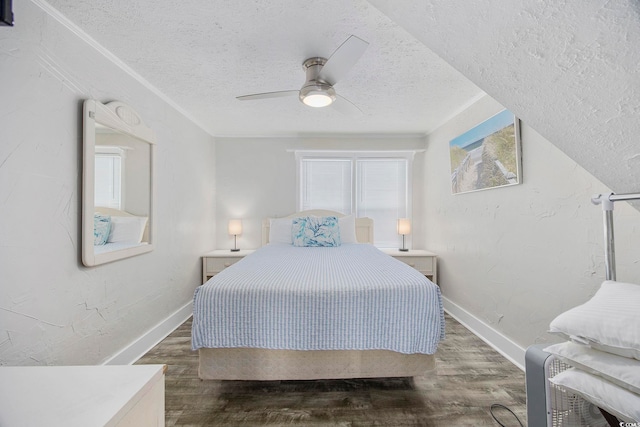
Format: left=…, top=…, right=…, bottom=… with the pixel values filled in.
left=94, top=146, right=125, bottom=209
left=297, top=151, right=413, bottom=247
left=300, top=158, right=352, bottom=213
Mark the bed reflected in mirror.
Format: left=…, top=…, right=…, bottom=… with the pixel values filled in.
left=82, top=100, right=155, bottom=267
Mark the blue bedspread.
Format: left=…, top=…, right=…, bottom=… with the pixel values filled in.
left=192, top=244, right=445, bottom=354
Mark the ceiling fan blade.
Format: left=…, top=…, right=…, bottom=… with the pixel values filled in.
left=331, top=94, right=364, bottom=116
left=318, top=35, right=369, bottom=86
left=236, top=90, right=299, bottom=101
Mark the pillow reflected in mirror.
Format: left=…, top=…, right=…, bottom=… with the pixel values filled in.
left=94, top=213, right=111, bottom=245
left=107, top=216, right=148, bottom=244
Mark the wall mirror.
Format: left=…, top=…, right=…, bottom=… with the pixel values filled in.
left=82, top=99, right=155, bottom=266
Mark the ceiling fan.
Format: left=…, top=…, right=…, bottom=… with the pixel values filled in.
left=236, top=35, right=369, bottom=115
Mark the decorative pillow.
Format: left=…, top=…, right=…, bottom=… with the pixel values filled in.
left=549, top=281, right=640, bottom=360
left=544, top=341, right=640, bottom=395
left=338, top=215, right=358, bottom=244
left=107, top=216, right=148, bottom=244
left=292, top=216, right=341, bottom=247
left=550, top=368, right=640, bottom=422
left=94, top=214, right=111, bottom=245
left=268, top=218, right=293, bottom=244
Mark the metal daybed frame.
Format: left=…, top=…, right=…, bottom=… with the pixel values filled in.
left=591, top=192, right=640, bottom=280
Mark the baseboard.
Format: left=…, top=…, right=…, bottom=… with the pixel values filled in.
left=103, top=302, right=193, bottom=366
left=443, top=296, right=526, bottom=371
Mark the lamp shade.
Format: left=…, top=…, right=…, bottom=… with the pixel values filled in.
left=228, top=219, right=242, bottom=236
left=397, top=218, right=411, bottom=235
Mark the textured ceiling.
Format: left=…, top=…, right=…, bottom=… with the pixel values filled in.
left=45, top=0, right=483, bottom=137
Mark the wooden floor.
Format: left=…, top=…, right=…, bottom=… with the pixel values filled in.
left=136, top=313, right=527, bottom=426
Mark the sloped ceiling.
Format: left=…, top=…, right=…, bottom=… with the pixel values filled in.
left=369, top=0, right=640, bottom=197
left=43, top=0, right=483, bottom=137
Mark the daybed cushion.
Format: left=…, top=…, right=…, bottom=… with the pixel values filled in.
left=545, top=341, right=640, bottom=395
left=549, top=280, right=640, bottom=360
left=550, top=368, right=640, bottom=422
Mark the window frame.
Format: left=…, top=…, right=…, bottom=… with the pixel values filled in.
left=295, top=150, right=415, bottom=247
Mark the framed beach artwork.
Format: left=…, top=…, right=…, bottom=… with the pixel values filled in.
left=449, top=109, right=522, bottom=195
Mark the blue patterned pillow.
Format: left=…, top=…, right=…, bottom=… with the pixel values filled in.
left=94, top=213, right=111, bottom=245
left=292, top=216, right=341, bottom=247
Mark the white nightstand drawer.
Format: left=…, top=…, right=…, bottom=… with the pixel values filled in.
left=378, top=248, right=438, bottom=283
left=202, top=249, right=255, bottom=284
left=395, top=256, right=434, bottom=275
left=205, top=257, right=240, bottom=274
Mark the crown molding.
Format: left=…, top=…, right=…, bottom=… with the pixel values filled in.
left=32, top=0, right=215, bottom=137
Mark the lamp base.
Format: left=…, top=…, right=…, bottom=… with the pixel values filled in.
left=230, top=248, right=240, bottom=252
left=398, top=248, right=409, bottom=252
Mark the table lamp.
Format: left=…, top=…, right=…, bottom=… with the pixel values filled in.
left=228, top=219, right=242, bottom=252
left=397, top=218, right=410, bottom=252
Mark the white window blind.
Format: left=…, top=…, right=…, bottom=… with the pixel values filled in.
left=300, top=158, right=352, bottom=214
left=357, top=159, right=407, bottom=247
left=297, top=152, right=411, bottom=248
left=95, top=146, right=125, bottom=210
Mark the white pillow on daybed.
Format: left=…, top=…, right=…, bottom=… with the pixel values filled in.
left=549, top=280, right=640, bottom=360
left=550, top=368, right=640, bottom=422
left=545, top=341, right=640, bottom=395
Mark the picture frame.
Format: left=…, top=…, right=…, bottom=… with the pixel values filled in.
left=0, top=0, right=13, bottom=26
left=449, top=109, right=522, bottom=195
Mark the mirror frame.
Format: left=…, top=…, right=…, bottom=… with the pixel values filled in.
left=82, top=99, right=156, bottom=266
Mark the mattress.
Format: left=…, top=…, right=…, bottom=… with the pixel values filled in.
left=192, top=243, right=445, bottom=354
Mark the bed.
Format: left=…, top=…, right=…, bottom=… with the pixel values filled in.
left=192, top=210, right=445, bottom=380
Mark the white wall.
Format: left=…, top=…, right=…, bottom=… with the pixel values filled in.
left=214, top=136, right=427, bottom=250
left=424, top=95, right=640, bottom=364
left=0, top=1, right=215, bottom=365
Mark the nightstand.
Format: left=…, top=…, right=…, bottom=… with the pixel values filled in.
left=380, top=248, right=438, bottom=283
left=202, top=249, right=255, bottom=284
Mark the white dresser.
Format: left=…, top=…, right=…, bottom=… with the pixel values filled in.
left=0, top=364, right=165, bottom=427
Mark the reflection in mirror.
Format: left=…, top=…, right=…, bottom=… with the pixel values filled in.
left=82, top=100, right=155, bottom=266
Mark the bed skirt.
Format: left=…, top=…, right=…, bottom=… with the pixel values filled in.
left=198, top=348, right=435, bottom=381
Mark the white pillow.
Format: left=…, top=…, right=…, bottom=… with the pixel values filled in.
left=549, top=281, right=640, bottom=360
left=338, top=215, right=358, bottom=244
left=268, top=218, right=292, bottom=244
left=550, top=368, right=640, bottom=422
left=544, top=341, right=640, bottom=395
left=107, top=216, right=148, bottom=244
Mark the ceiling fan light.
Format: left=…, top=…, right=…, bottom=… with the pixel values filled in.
left=303, top=92, right=334, bottom=107
left=300, top=84, right=336, bottom=108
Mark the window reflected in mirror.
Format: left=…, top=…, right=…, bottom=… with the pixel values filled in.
left=95, top=145, right=123, bottom=210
